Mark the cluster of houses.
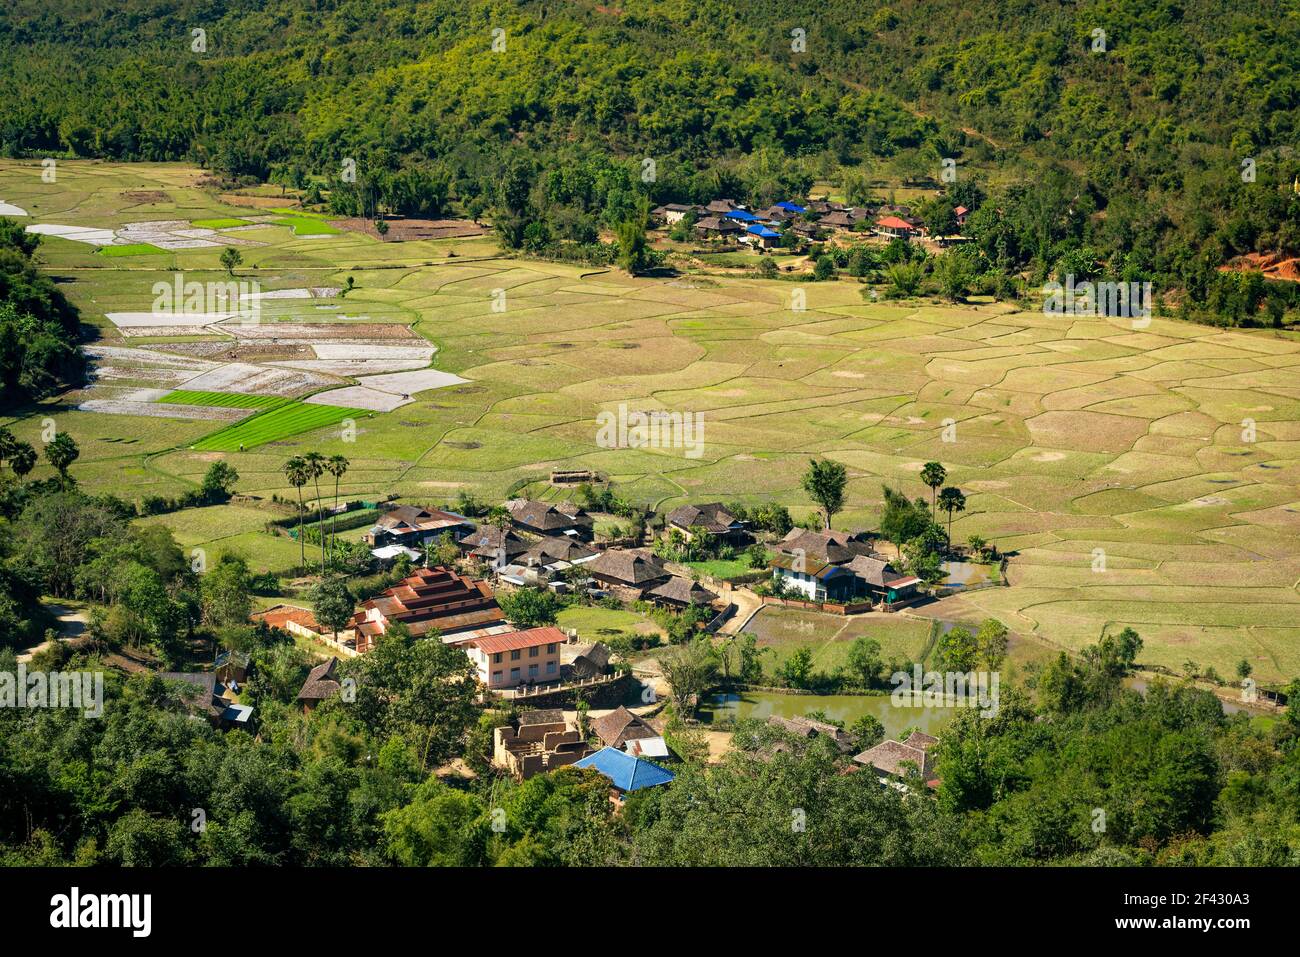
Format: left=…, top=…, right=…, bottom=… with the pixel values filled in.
left=652, top=196, right=968, bottom=248
left=257, top=497, right=924, bottom=685
left=769, top=528, right=922, bottom=607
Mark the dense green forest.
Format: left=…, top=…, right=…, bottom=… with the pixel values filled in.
left=4, top=1, right=1300, bottom=322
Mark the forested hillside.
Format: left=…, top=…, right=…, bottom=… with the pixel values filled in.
left=3, top=0, right=1300, bottom=323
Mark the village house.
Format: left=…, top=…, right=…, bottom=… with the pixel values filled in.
left=757, top=204, right=795, bottom=223
left=767, top=714, right=856, bottom=752
left=651, top=202, right=694, bottom=224
left=705, top=198, right=740, bottom=214
left=742, top=223, right=781, bottom=248
left=818, top=209, right=861, bottom=230
left=494, top=709, right=591, bottom=780
left=461, top=525, right=530, bottom=566
left=646, top=575, right=720, bottom=611
left=295, top=657, right=342, bottom=713
left=693, top=215, right=742, bottom=239
left=769, top=528, right=920, bottom=605
left=364, top=505, right=474, bottom=549
left=506, top=499, right=594, bottom=541
left=464, top=625, right=566, bottom=689
left=573, top=747, right=675, bottom=802
left=953, top=205, right=968, bottom=227
left=586, top=548, right=672, bottom=600
left=350, top=566, right=511, bottom=652
left=160, top=672, right=253, bottom=730
left=498, top=535, right=600, bottom=589
left=569, top=641, right=612, bottom=680
left=664, top=502, right=750, bottom=545
left=591, top=705, right=661, bottom=751
left=854, top=731, right=939, bottom=787
left=875, top=215, right=916, bottom=240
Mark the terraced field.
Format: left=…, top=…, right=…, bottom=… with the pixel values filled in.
left=3, top=159, right=1300, bottom=683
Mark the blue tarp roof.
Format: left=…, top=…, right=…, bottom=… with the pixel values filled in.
left=776, top=201, right=807, bottom=213
left=746, top=225, right=780, bottom=238
left=573, top=747, right=675, bottom=791
left=725, top=209, right=759, bottom=222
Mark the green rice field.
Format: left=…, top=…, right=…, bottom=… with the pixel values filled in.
left=191, top=401, right=368, bottom=451
left=159, top=390, right=287, bottom=410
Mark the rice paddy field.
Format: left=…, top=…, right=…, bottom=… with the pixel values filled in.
left=4, top=160, right=1300, bottom=683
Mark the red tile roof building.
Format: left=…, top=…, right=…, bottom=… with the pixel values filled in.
left=465, top=626, right=566, bottom=689
left=349, top=566, right=507, bottom=653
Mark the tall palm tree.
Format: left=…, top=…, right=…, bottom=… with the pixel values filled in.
left=302, top=452, right=327, bottom=573
left=325, top=454, right=350, bottom=563
left=282, top=456, right=309, bottom=570
left=938, top=486, right=967, bottom=551
left=920, top=461, right=946, bottom=519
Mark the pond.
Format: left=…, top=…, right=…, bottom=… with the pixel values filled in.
left=699, top=689, right=953, bottom=739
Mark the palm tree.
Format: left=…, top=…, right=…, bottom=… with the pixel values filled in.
left=325, top=454, right=349, bottom=562
left=9, top=442, right=36, bottom=483
left=44, top=432, right=79, bottom=489
left=920, top=461, right=946, bottom=519
left=938, top=486, right=967, bottom=550
left=282, top=456, right=310, bottom=570
left=302, top=452, right=327, bottom=572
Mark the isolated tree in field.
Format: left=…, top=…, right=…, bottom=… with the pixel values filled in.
left=219, top=247, right=242, bottom=275
left=375, top=218, right=389, bottom=240
left=615, top=218, right=648, bottom=275
left=325, top=454, right=349, bottom=561
left=311, top=575, right=355, bottom=640
left=937, top=486, right=966, bottom=545
left=846, top=635, right=882, bottom=687
left=920, top=461, right=946, bottom=518
left=801, top=458, right=847, bottom=529
left=303, top=451, right=327, bottom=572
left=282, top=455, right=309, bottom=570
left=975, top=618, right=1009, bottom=669
left=200, top=460, right=239, bottom=503
left=44, top=432, right=79, bottom=488
left=8, top=441, right=36, bottom=482
left=1236, top=659, right=1253, bottom=681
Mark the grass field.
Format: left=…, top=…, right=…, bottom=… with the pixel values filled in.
left=191, top=401, right=368, bottom=451
left=4, top=159, right=1300, bottom=684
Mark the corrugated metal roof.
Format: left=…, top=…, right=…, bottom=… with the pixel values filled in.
left=573, top=747, right=675, bottom=791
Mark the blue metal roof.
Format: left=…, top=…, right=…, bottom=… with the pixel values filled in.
left=725, top=209, right=759, bottom=222
left=573, top=747, right=675, bottom=791
left=746, top=224, right=780, bottom=238
left=776, top=201, right=807, bottom=213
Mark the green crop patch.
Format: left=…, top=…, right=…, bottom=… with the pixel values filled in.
left=270, top=215, right=341, bottom=236
left=98, top=243, right=166, bottom=257
left=191, top=401, right=368, bottom=451
left=191, top=218, right=251, bottom=229
left=159, top=390, right=287, bottom=410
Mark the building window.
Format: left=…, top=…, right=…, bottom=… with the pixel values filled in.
left=492, top=671, right=502, bottom=681
left=493, top=653, right=502, bottom=664
left=546, top=660, right=556, bottom=674
left=510, top=668, right=520, bottom=682
left=547, top=643, right=557, bottom=653
left=528, top=664, right=538, bottom=678
left=529, top=646, right=539, bottom=658
left=510, top=650, right=521, bottom=661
